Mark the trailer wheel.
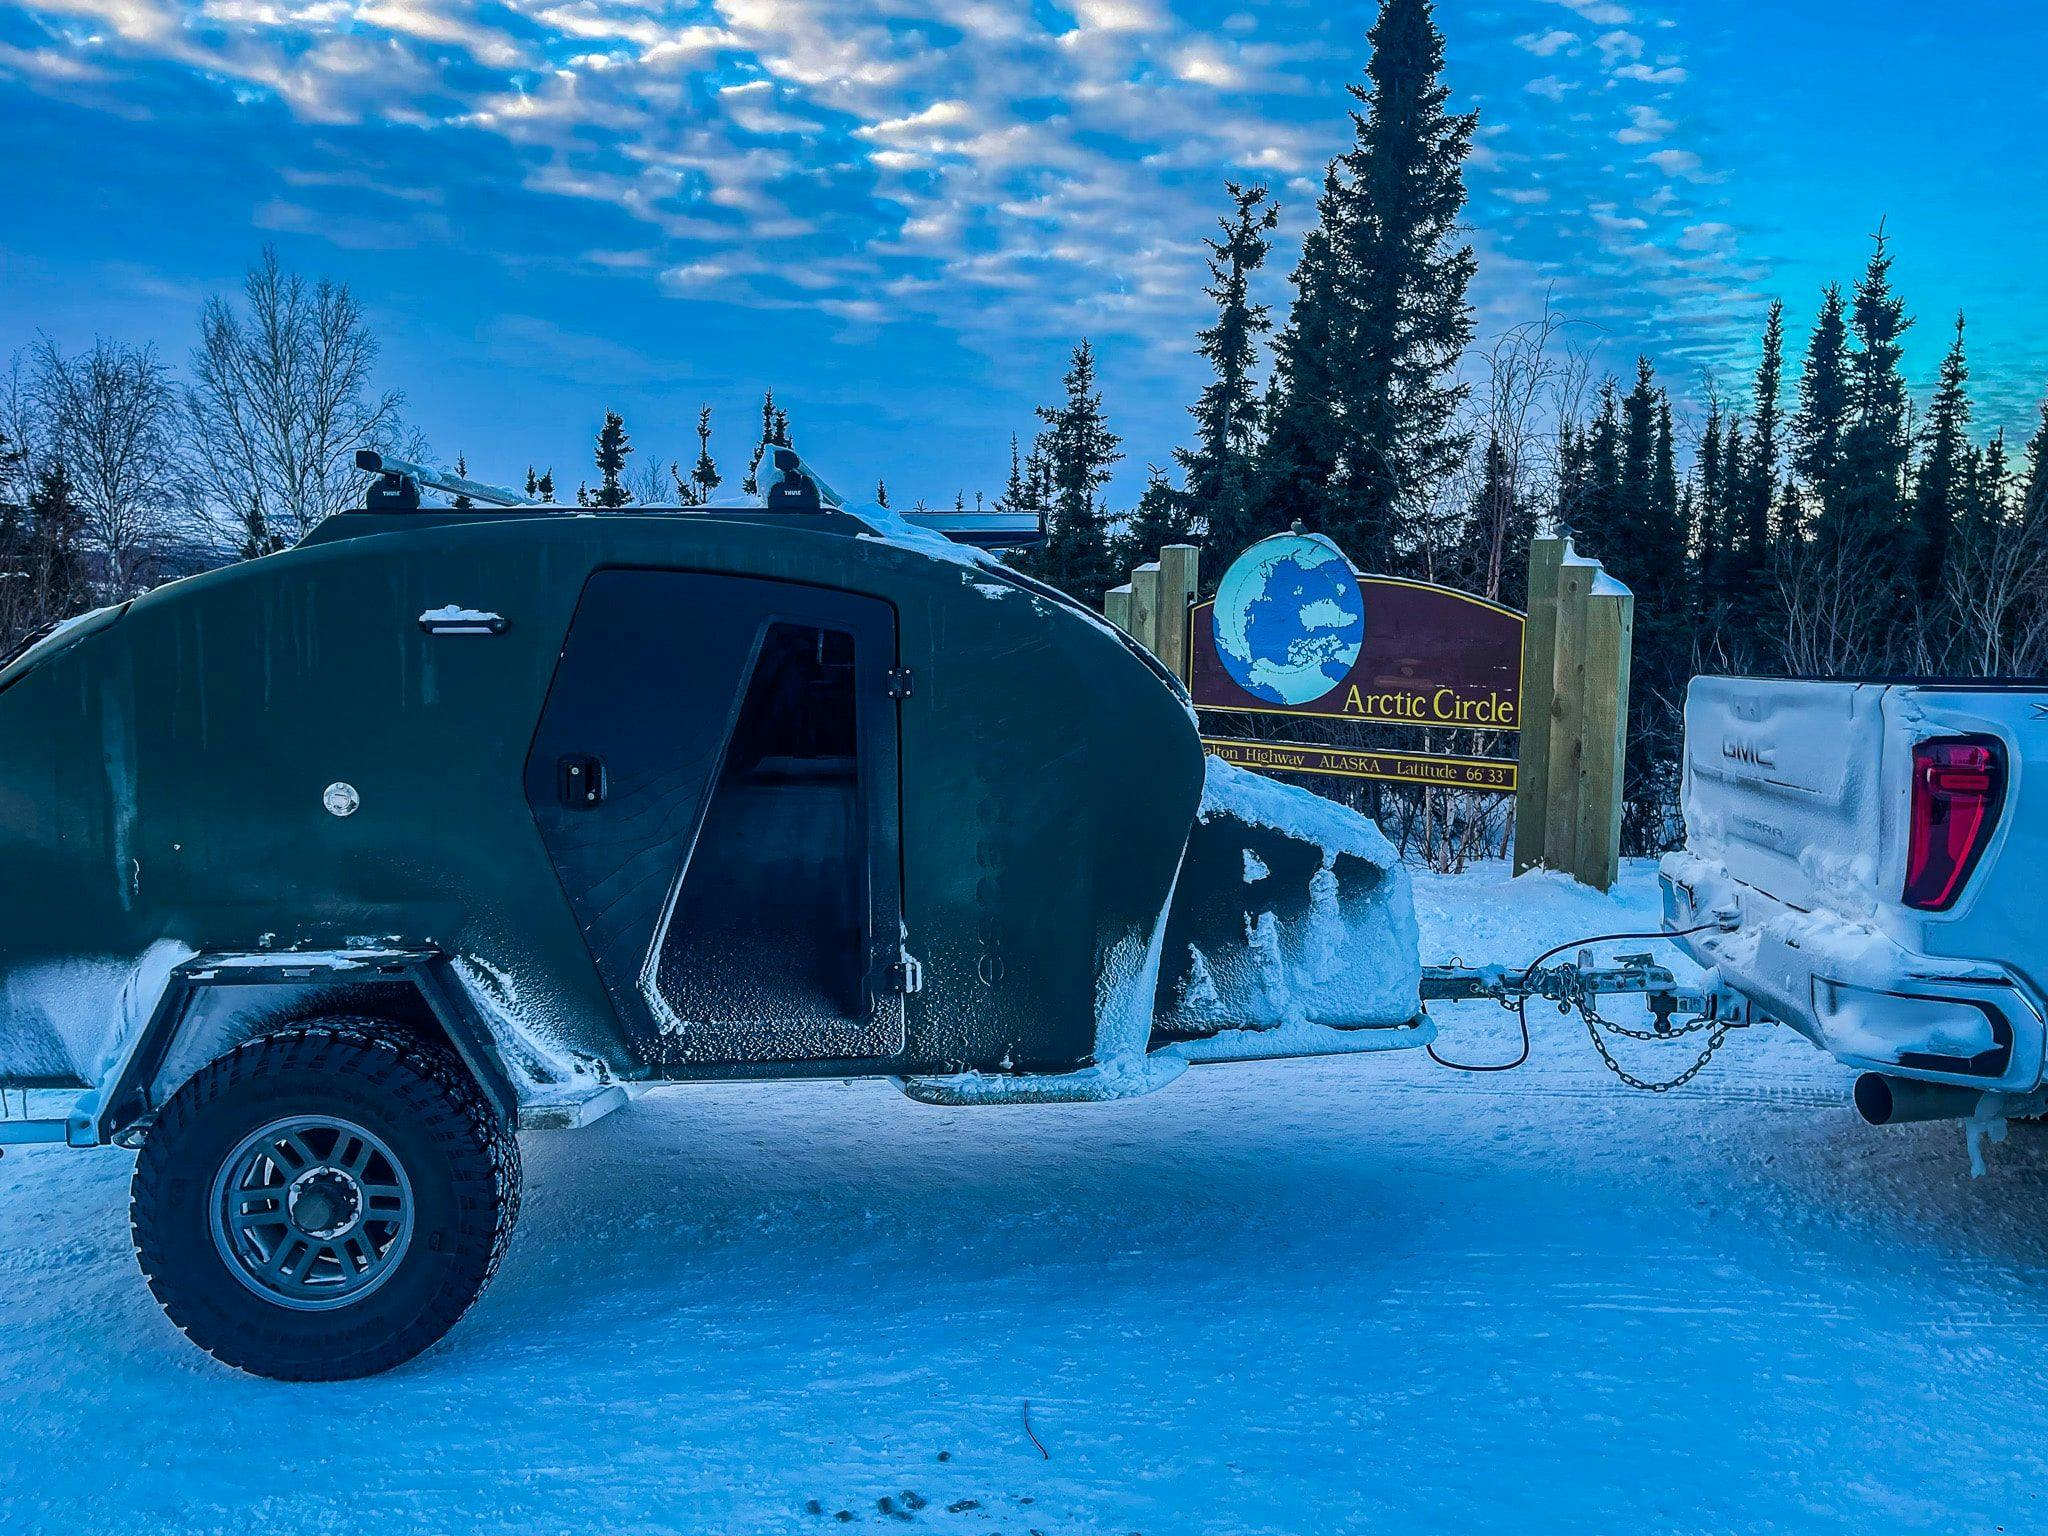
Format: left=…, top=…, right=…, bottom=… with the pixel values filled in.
left=130, top=1021, right=520, bottom=1380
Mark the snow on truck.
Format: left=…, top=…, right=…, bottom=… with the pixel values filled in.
left=1663, top=674, right=2048, bottom=1129
left=0, top=451, right=1426, bottom=1380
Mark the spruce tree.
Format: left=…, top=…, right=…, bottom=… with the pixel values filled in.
left=2024, top=401, right=2048, bottom=526
left=1179, top=182, right=1278, bottom=568
left=1913, top=313, right=1972, bottom=594
left=536, top=469, right=555, bottom=504
left=451, top=454, right=474, bottom=510
left=1840, top=229, right=1915, bottom=574
left=1963, top=432, right=2008, bottom=546
left=1744, top=300, right=1786, bottom=576
left=524, top=467, right=539, bottom=500
left=1456, top=432, right=1528, bottom=604
left=239, top=496, right=284, bottom=561
left=27, top=459, right=87, bottom=619
left=592, top=412, right=632, bottom=508
left=1260, top=0, right=1475, bottom=567
left=875, top=479, right=889, bottom=510
left=1697, top=401, right=1725, bottom=602
left=1014, top=339, right=1123, bottom=605
left=1566, top=362, right=1687, bottom=849
left=688, top=405, right=720, bottom=504
left=995, top=434, right=1032, bottom=515
left=1793, top=284, right=1852, bottom=528
left=1652, top=394, right=1682, bottom=591
left=741, top=393, right=793, bottom=497
left=1122, top=464, right=1195, bottom=567
left=1260, top=204, right=1345, bottom=543
left=1577, top=381, right=1623, bottom=552
left=1619, top=358, right=1659, bottom=541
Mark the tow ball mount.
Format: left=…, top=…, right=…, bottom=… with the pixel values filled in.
left=1418, top=931, right=1759, bottom=1092
left=1419, top=951, right=1733, bottom=1030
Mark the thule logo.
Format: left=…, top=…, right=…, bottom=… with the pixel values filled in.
left=1722, top=737, right=1777, bottom=768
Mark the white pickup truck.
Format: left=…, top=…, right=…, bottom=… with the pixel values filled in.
left=1661, top=675, right=2046, bottom=1126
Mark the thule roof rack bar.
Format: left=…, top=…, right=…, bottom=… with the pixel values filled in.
left=355, top=450, right=526, bottom=511
left=351, top=442, right=1043, bottom=548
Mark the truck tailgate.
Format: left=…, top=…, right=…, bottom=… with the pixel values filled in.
left=1678, top=676, right=1891, bottom=918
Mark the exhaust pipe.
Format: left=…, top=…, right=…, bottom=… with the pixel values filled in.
left=1854, top=1072, right=1987, bottom=1126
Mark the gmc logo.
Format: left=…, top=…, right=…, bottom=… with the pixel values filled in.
left=1722, top=737, right=1777, bottom=768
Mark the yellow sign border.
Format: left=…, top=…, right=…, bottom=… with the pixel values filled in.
left=1202, top=736, right=1517, bottom=794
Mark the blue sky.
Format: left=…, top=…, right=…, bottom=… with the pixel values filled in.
left=0, top=0, right=2042, bottom=508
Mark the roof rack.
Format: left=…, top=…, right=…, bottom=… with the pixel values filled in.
left=351, top=442, right=1043, bottom=549
left=355, top=450, right=525, bottom=510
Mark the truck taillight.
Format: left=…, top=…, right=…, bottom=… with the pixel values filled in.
left=1903, top=736, right=2005, bottom=911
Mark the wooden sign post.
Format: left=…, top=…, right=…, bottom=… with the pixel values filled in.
left=1108, top=543, right=1200, bottom=681
left=1512, top=536, right=1632, bottom=890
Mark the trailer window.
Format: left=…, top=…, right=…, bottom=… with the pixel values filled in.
left=649, top=623, right=868, bottom=1027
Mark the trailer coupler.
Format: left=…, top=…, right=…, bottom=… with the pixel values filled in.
left=1419, top=920, right=1760, bottom=1090
left=1421, top=950, right=1746, bottom=1034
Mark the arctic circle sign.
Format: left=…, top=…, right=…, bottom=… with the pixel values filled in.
left=1191, top=531, right=1525, bottom=793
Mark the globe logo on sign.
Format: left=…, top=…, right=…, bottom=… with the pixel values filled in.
left=1212, top=532, right=1365, bottom=705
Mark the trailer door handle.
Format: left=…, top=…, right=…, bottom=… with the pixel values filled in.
left=558, top=755, right=607, bottom=808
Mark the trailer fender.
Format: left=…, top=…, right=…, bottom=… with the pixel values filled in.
left=79, top=949, right=521, bottom=1147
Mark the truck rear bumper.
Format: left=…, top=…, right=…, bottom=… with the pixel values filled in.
left=1660, top=851, right=2046, bottom=1093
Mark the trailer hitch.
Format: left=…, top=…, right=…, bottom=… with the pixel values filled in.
left=1421, top=951, right=1730, bottom=1030
left=1418, top=919, right=1756, bottom=1090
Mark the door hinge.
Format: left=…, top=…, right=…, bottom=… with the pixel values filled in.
left=885, top=667, right=914, bottom=700
left=889, top=954, right=924, bottom=994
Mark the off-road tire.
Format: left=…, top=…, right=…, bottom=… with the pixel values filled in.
left=131, top=1020, right=520, bottom=1380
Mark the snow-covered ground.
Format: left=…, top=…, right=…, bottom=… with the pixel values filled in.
left=6, top=861, right=2048, bottom=1534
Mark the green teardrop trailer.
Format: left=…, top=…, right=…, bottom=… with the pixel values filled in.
left=0, top=451, right=1424, bottom=1378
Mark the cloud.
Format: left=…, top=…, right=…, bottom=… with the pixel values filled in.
left=1515, top=28, right=1579, bottom=58
left=1593, top=29, right=1643, bottom=67
left=0, top=0, right=1774, bottom=446
left=1615, top=104, right=1672, bottom=144
left=0, top=38, right=109, bottom=82
left=353, top=0, right=527, bottom=68
left=1172, top=41, right=1246, bottom=89
left=1644, top=147, right=1717, bottom=182
left=1064, top=0, right=1165, bottom=35
left=1546, top=0, right=1632, bottom=26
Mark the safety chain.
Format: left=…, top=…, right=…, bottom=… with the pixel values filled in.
left=1581, top=1008, right=1735, bottom=1092
left=1510, top=986, right=1741, bottom=1094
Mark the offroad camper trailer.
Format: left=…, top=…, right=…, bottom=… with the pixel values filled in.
left=0, top=449, right=1423, bottom=1377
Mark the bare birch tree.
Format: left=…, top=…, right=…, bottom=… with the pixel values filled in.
left=32, top=337, right=185, bottom=598
left=1935, top=498, right=2048, bottom=677
left=188, top=247, right=404, bottom=550
left=1774, top=516, right=1898, bottom=676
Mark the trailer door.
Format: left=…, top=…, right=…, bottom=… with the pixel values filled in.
left=526, top=571, right=905, bottom=1070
